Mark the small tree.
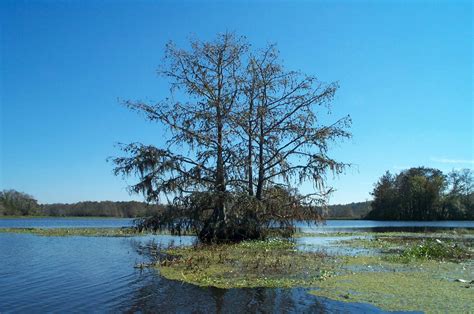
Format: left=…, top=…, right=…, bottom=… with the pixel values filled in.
left=112, top=33, right=351, bottom=242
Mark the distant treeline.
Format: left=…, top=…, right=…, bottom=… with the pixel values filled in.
left=0, top=190, right=164, bottom=217
left=3, top=167, right=472, bottom=221
left=0, top=189, right=371, bottom=219
left=41, top=201, right=165, bottom=217
left=365, top=168, right=473, bottom=220
left=324, top=201, right=372, bottom=219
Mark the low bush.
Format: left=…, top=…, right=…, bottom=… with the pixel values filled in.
left=398, top=239, right=471, bottom=262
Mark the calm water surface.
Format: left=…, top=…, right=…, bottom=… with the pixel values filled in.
left=297, top=219, right=474, bottom=233
left=0, top=217, right=134, bottom=228
left=2, top=217, right=472, bottom=230
left=2, top=218, right=470, bottom=313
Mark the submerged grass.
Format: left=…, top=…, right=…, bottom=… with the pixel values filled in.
left=309, top=234, right=473, bottom=312
left=158, top=238, right=337, bottom=288
left=0, top=227, right=139, bottom=237
left=300, top=229, right=474, bottom=238
left=309, top=268, right=474, bottom=313
left=0, top=215, right=124, bottom=219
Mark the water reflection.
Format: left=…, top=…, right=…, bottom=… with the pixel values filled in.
left=123, top=271, right=395, bottom=313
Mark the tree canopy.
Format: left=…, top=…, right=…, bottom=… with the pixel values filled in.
left=366, top=167, right=473, bottom=220
left=112, top=33, right=351, bottom=242
left=0, top=190, right=40, bottom=216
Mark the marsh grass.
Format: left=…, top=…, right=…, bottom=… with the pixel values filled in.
left=0, top=227, right=198, bottom=237
left=0, top=227, right=139, bottom=237
left=393, top=239, right=472, bottom=262
left=337, top=233, right=473, bottom=262
left=158, top=238, right=337, bottom=288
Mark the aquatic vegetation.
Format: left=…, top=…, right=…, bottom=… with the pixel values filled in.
left=309, top=267, right=474, bottom=313
left=394, top=239, right=472, bottom=262
left=293, top=231, right=367, bottom=238
left=158, top=239, right=337, bottom=288
left=156, top=231, right=474, bottom=312
left=0, top=227, right=139, bottom=237
left=296, top=229, right=474, bottom=239
left=336, top=233, right=473, bottom=261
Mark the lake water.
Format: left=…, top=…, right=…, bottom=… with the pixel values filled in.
left=0, top=217, right=135, bottom=228
left=2, top=217, right=472, bottom=230
left=296, top=220, right=474, bottom=233
left=2, top=218, right=471, bottom=313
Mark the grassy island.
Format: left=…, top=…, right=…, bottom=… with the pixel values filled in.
left=155, top=231, right=474, bottom=313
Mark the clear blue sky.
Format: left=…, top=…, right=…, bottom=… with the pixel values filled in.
left=1, top=0, right=472, bottom=205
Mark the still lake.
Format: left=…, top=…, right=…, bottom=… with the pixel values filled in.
left=1, top=219, right=472, bottom=313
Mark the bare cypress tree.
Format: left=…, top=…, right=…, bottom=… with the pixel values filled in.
left=238, top=45, right=351, bottom=212
left=112, top=34, right=351, bottom=242
left=112, top=33, right=248, bottom=241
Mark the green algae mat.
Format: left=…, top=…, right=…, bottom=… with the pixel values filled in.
left=156, top=234, right=474, bottom=313
left=309, top=268, right=473, bottom=312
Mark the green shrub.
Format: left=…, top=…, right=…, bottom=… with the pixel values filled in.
left=399, top=239, right=470, bottom=262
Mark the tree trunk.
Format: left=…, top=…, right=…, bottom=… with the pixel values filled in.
left=202, top=55, right=228, bottom=242
left=247, top=98, right=254, bottom=196
left=256, top=113, right=265, bottom=200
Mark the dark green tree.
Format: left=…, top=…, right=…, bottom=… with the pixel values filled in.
left=0, top=189, right=40, bottom=216
left=397, top=167, right=445, bottom=220
left=367, top=171, right=398, bottom=220
left=366, top=167, right=472, bottom=220
left=442, top=169, right=473, bottom=219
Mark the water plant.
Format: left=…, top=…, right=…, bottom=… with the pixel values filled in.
left=152, top=232, right=473, bottom=312
left=0, top=227, right=139, bottom=237
left=396, top=239, right=471, bottom=262
left=157, top=238, right=336, bottom=288
left=309, top=269, right=474, bottom=313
